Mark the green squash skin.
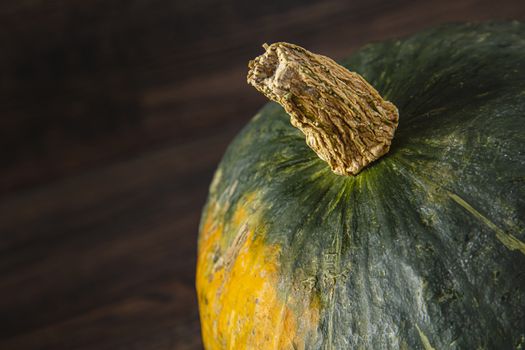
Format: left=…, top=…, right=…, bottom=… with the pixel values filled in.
left=199, top=22, right=525, bottom=349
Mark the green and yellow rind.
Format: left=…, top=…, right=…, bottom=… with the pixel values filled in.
left=198, top=22, right=525, bottom=349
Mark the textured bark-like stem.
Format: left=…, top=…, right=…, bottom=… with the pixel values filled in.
left=247, top=42, right=399, bottom=176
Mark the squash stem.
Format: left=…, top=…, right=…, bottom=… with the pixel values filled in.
left=247, top=42, right=399, bottom=176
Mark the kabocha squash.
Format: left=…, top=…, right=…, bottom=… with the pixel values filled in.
left=196, top=22, right=525, bottom=349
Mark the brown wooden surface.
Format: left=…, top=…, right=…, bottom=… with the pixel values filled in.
left=1, top=1, right=525, bottom=349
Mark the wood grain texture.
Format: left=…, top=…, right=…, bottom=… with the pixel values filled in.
left=1, top=0, right=524, bottom=349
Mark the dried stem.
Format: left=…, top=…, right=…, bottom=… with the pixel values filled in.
left=247, top=42, right=399, bottom=176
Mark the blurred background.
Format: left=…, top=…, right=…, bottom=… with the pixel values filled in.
left=1, top=1, right=524, bottom=349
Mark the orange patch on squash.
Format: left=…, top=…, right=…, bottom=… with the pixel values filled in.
left=196, top=193, right=320, bottom=349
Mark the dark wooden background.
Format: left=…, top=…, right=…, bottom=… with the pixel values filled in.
left=1, top=1, right=524, bottom=349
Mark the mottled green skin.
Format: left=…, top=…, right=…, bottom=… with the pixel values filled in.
left=202, top=22, right=525, bottom=349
